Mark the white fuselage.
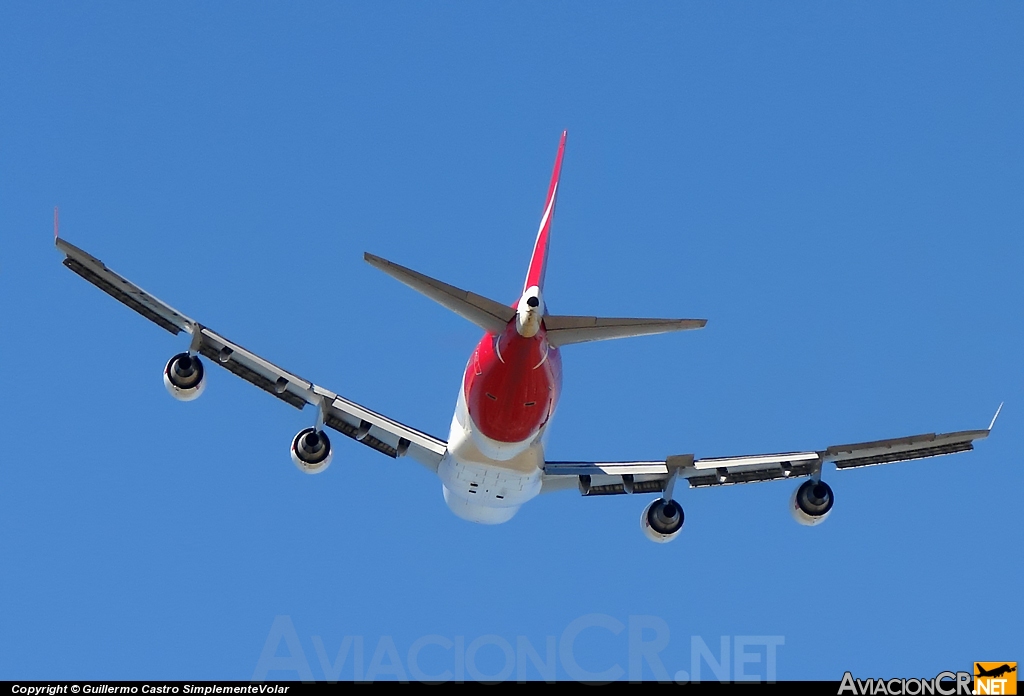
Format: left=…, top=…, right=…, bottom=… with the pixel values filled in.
left=438, top=378, right=547, bottom=524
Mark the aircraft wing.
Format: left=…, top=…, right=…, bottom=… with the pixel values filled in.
left=542, top=416, right=998, bottom=495
left=56, top=238, right=448, bottom=471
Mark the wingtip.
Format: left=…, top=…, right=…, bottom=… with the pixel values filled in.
left=988, top=402, right=1004, bottom=431
left=53, top=206, right=59, bottom=243
left=364, top=252, right=392, bottom=271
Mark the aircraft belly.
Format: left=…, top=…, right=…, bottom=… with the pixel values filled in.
left=439, top=452, right=542, bottom=507
left=440, top=388, right=544, bottom=523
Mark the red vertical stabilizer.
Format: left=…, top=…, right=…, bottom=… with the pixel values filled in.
left=524, top=131, right=566, bottom=293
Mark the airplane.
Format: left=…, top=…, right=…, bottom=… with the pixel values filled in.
left=54, top=131, right=999, bottom=543
left=976, top=665, right=1016, bottom=679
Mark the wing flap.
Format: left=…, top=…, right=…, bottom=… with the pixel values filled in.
left=687, top=451, right=821, bottom=488
left=197, top=328, right=311, bottom=409
left=58, top=237, right=448, bottom=472
left=541, top=461, right=675, bottom=496
left=826, top=429, right=989, bottom=470
left=693, top=451, right=819, bottom=470
left=543, top=461, right=669, bottom=476
left=325, top=394, right=447, bottom=462
left=580, top=475, right=667, bottom=496
left=57, top=238, right=193, bottom=335
left=546, top=417, right=994, bottom=497
left=686, top=459, right=820, bottom=488
left=319, top=399, right=444, bottom=469
left=196, top=328, right=447, bottom=468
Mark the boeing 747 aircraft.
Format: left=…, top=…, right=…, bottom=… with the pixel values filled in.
left=55, top=132, right=997, bottom=542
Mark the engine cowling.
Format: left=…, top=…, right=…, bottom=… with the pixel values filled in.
left=640, top=498, right=685, bottom=543
left=163, top=353, right=207, bottom=401
left=790, top=479, right=834, bottom=526
left=290, top=428, right=333, bottom=474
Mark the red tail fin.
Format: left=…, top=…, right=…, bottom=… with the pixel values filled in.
left=524, top=131, right=566, bottom=292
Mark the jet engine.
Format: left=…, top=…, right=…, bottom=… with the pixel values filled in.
left=163, top=353, right=206, bottom=401
left=291, top=427, right=333, bottom=474
left=640, top=498, right=685, bottom=543
left=790, top=479, right=834, bottom=526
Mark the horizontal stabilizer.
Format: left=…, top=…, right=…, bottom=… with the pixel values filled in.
left=544, top=315, right=707, bottom=347
left=365, top=253, right=515, bottom=334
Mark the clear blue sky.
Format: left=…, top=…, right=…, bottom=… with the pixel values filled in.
left=1, top=1, right=1021, bottom=681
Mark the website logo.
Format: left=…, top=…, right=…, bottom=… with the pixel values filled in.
left=974, top=663, right=1017, bottom=695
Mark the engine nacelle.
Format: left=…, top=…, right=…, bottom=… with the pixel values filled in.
left=640, top=498, right=685, bottom=543
left=163, top=353, right=206, bottom=401
left=290, top=427, right=333, bottom=474
left=790, top=479, right=834, bottom=526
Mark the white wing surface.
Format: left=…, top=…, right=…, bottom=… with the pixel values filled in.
left=57, top=238, right=447, bottom=471
left=543, top=420, right=995, bottom=496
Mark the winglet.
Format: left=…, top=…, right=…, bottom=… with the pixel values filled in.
left=54, top=206, right=59, bottom=242
left=988, top=402, right=1004, bottom=431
